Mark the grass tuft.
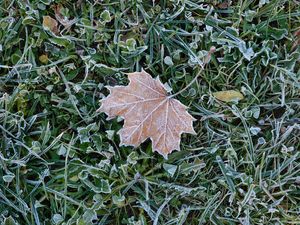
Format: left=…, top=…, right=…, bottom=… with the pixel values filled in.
left=0, top=0, right=300, bottom=224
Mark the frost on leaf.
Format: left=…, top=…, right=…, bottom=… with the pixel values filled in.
left=99, top=70, right=196, bottom=158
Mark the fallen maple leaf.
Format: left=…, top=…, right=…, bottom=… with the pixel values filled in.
left=99, top=70, right=196, bottom=158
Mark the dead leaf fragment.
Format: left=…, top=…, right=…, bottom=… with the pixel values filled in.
left=54, top=5, right=76, bottom=29
left=216, top=1, right=232, bottom=9
left=43, top=16, right=58, bottom=34
left=291, top=27, right=300, bottom=51
left=213, top=90, right=244, bottom=102
left=39, top=54, right=48, bottom=64
left=99, top=70, right=196, bottom=158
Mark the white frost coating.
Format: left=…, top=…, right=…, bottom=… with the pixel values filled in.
left=99, top=70, right=196, bottom=158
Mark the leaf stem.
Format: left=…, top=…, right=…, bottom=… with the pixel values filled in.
left=169, top=66, right=204, bottom=98
left=169, top=46, right=215, bottom=98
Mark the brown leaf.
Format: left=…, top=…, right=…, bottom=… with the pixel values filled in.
left=216, top=1, right=231, bottom=9
left=54, top=5, right=76, bottom=28
left=213, top=90, right=244, bottom=102
left=99, top=70, right=196, bottom=158
left=43, top=16, right=58, bottom=34
left=291, top=27, right=300, bottom=51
